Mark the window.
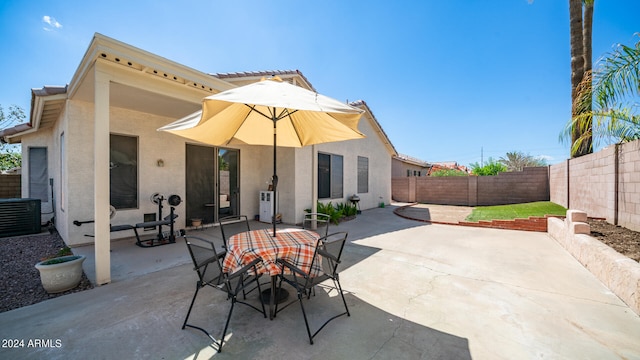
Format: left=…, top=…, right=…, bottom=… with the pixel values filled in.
left=318, top=153, right=343, bottom=199
left=357, top=156, right=368, bottom=193
left=110, top=134, right=138, bottom=209
left=28, top=147, right=48, bottom=202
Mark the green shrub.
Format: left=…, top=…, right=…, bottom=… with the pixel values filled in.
left=306, top=201, right=357, bottom=224
left=469, top=158, right=507, bottom=176
left=431, top=169, right=468, bottom=177
left=336, top=202, right=357, bottom=217
left=39, top=246, right=75, bottom=264
left=41, top=255, right=81, bottom=265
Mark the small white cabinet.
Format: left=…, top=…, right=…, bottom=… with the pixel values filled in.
left=259, top=191, right=277, bottom=222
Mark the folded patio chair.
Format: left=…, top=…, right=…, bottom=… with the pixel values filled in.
left=182, top=235, right=266, bottom=353
left=219, top=215, right=250, bottom=249
left=274, top=232, right=350, bottom=345
left=302, top=212, right=331, bottom=238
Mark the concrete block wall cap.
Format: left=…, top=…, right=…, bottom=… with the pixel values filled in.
left=571, top=222, right=591, bottom=235
left=566, top=209, right=588, bottom=224
left=549, top=216, right=640, bottom=316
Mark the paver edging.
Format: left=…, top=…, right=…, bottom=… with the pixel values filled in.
left=393, top=203, right=564, bottom=232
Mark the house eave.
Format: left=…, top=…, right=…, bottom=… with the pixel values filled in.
left=394, top=154, right=431, bottom=167
left=212, top=69, right=317, bottom=92
left=350, top=100, right=398, bottom=157
left=67, top=33, right=234, bottom=100
left=0, top=86, right=67, bottom=144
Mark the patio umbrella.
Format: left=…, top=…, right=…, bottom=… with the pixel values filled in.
left=158, top=76, right=365, bottom=235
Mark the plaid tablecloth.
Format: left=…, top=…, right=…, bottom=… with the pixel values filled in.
left=222, top=228, right=322, bottom=277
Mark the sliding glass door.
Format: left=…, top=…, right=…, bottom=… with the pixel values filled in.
left=185, top=144, right=239, bottom=226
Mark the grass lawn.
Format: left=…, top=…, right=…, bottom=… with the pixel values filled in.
left=465, top=201, right=567, bottom=222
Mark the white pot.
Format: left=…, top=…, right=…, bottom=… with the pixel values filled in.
left=35, top=255, right=86, bottom=294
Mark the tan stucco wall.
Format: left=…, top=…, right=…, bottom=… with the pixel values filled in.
left=52, top=101, right=187, bottom=245
left=392, top=158, right=428, bottom=177
left=21, top=100, right=393, bottom=246
left=20, top=84, right=393, bottom=247
left=19, top=116, right=58, bottom=223
left=294, top=110, right=392, bottom=222
left=62, top=102, right=286, bottom=246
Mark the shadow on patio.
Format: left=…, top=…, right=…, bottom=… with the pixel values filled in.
left=2, top=205, right=639, bottom=359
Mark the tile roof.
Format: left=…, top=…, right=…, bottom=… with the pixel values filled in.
left=211, top=69, right=316, bottom=92
left=0, top=85, right=68, bottom=143
left=395, top=153, right=430, bottom=167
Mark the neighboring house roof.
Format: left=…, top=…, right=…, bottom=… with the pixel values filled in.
left=394, top=153, right=430, bottom=167
left=428, top=162, right=470, bottom=175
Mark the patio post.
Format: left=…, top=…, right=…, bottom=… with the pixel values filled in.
left=94, top=67, right=111, bottom=285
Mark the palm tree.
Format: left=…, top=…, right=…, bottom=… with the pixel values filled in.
left=563, top=37, right=640, bottom=153
left=569, top=0, right=595, bottom=157
left=499, top=151, right=548, bottom=172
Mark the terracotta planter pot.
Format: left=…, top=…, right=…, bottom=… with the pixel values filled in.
left=191, top=218, right=202, bottom=227
left=35, top=255, right=86, bottom=294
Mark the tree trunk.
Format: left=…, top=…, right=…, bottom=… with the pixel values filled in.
left=569, top=0, right=585, bottom=157
left=581, top=1, right=594, bottom=154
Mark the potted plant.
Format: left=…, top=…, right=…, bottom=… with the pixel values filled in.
left=35, top=246, right=86, bottom=294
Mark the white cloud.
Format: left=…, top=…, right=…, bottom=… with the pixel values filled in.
left=42, top=15, right=62, bottom=31
left=538, top=155, right=554, bottom=161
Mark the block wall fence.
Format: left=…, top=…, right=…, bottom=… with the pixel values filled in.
left=0, top=174, right=21, bottom=199
left=392, top=139, right=639, bottom=232
left=549, top=139, right=640, bottom=232
left=392, top=167, right=550, bottom=207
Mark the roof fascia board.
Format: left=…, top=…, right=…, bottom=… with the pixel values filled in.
left=395, top=157, right=430, bottom=167
left=69, top=33, right=233, bottom=98
left=215, top=70, right=316, bottom=92
left=94, top=59, right=212, bottom=104
left=355, top=102, right=397, bottom=156
left=29, top=92, right=66, bottom=132
left=1, top=91, right=66, bottom=143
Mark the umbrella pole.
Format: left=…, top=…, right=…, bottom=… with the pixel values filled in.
left=272, top=114, right=277, bottom=237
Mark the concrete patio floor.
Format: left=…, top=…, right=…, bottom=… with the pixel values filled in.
left=1, top=205, right=639, bottom=359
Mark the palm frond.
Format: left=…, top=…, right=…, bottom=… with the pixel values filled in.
left=561, top=36, right=640, bottom=156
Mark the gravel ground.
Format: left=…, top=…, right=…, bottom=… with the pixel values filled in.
left=0, top=230, right=93, bottom=313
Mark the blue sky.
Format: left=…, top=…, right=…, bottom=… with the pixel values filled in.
left=1, top=0, right=638, bottom=166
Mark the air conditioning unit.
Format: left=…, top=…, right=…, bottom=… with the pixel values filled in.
left=0, top=198, right=41, bottom=237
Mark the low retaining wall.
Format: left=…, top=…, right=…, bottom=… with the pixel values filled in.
left=548, top=210, right=640, bottom=316
left=459, top=216, right=553, bottom=232
left=393, top=204, right=560, bottom=232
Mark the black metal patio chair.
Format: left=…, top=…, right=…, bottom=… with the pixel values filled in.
left=219, top=215, right=251, bottom=249
left=274, top=232, right=350, bottom=344
left=182, top=235, right=266, bottom=352
left=302, top=212, right=331, bottom=238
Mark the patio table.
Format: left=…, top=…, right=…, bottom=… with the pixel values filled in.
left=222, top=228, right=321, bottom=319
